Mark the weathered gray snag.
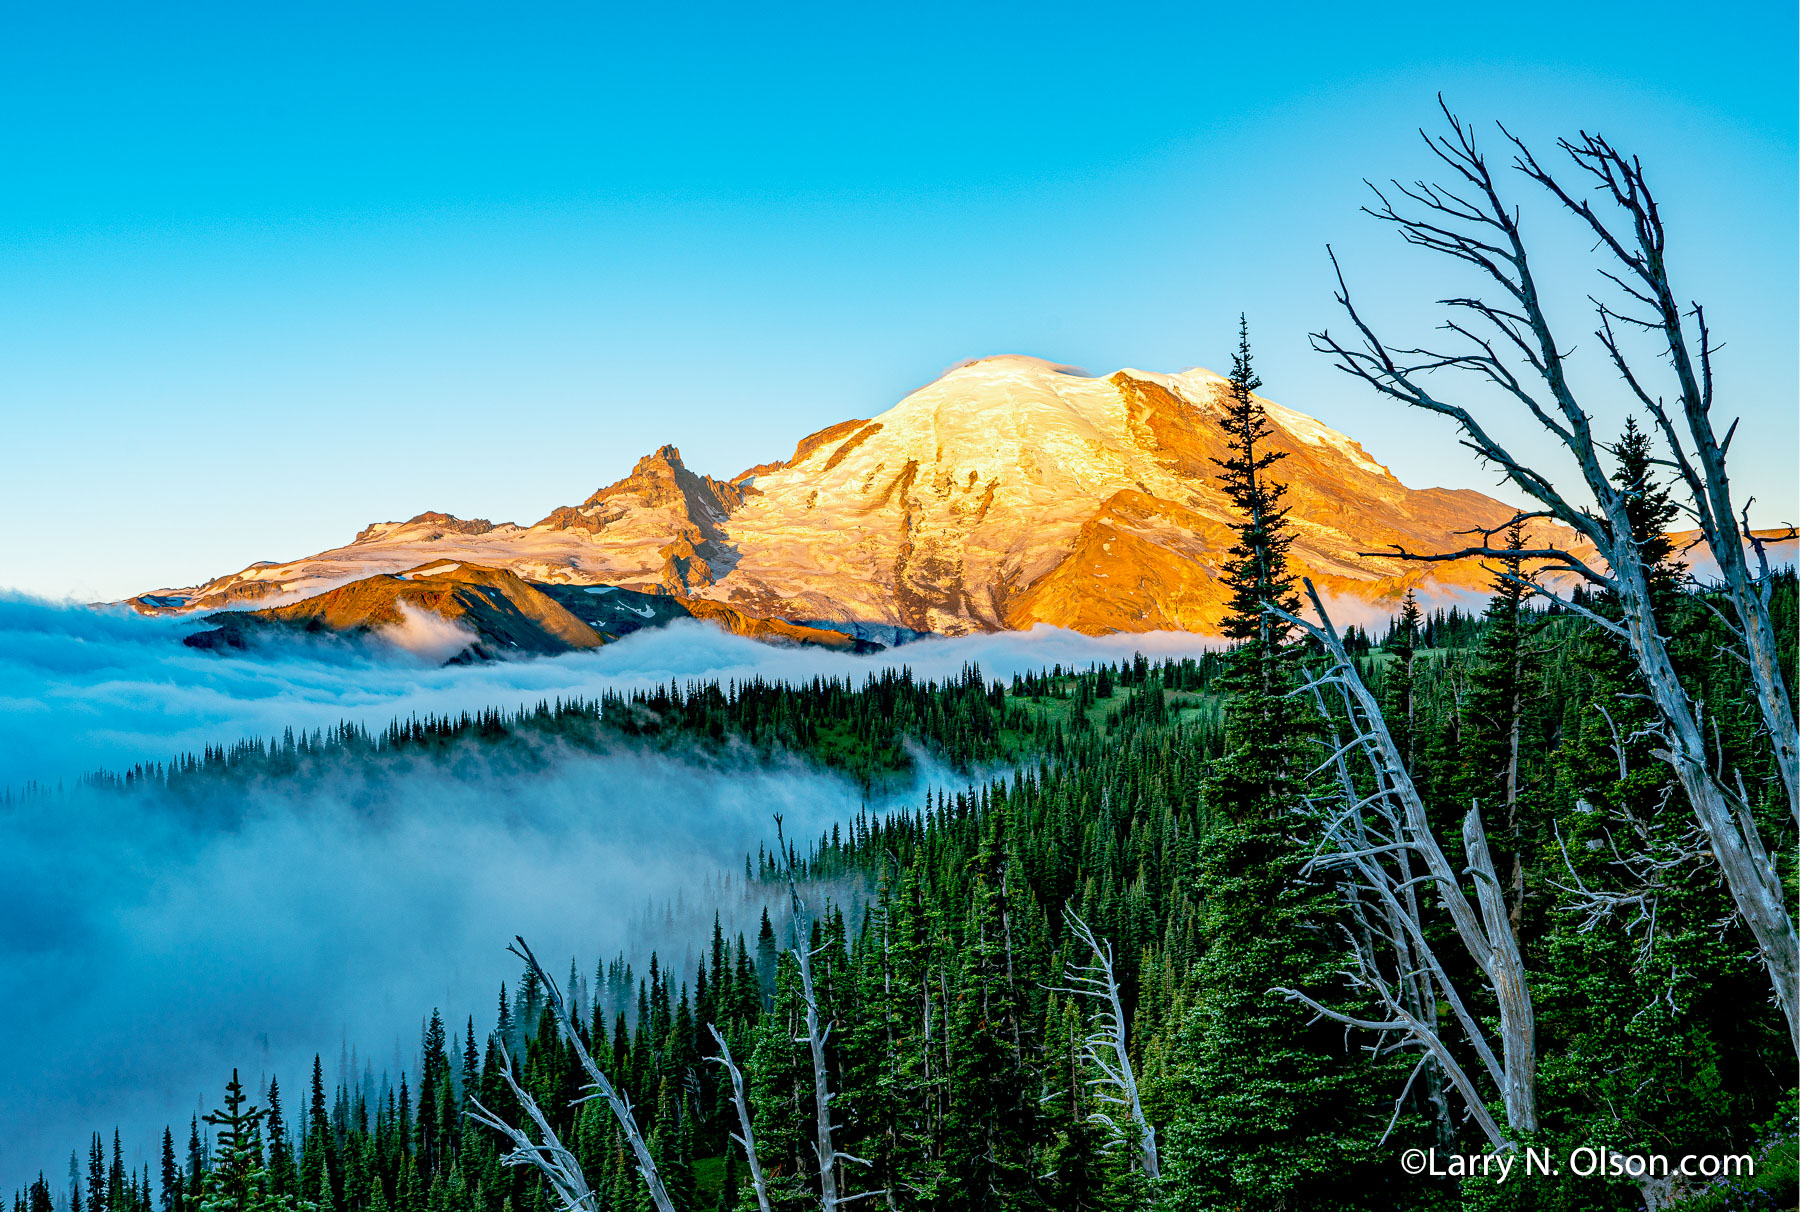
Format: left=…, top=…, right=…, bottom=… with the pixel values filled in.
left=1273, top=580, right=1538, bottom=1148
left=467, top=936, right=677, bottom=1212
left=1053, top=910, right=1160, bottom=1180
left=466, top=1049, right=600, bottom=1212
left=707, top=1024, right=774, bottom=1212
left=1516, top=136, right=1799, bottom=832
left=1306, top=672, right=1455, bottom=1147
left=774, top=816, right=881, bottom=1212
left=1549, top=776, right=1715, bottom=983
left=1310, top=101, right=1799, bottom=1052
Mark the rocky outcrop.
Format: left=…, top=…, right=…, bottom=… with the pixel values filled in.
left=184, top=563, right=605, bottom=659
left=181, top=563, right=882, bottom=663
left=352, top=512, right=498, bottom=544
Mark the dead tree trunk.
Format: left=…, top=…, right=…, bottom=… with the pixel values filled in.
left=466, top=1051, right=601, bottom=1212
left=795, top=920, right=847, bottom=1212
left=468, top=937, right=676, bottom=1212
left=1309, top=678, right=1456, bottom=1149
left=1054, top=910, right=1160, bottom=1181
left=1274, top=582, right=1538, bottom=1146
left=774, top=817, right=879, bottom=1211
left=1311, top=101, right=1799, bottom=1052
left=707, top=1025, right=774, bottom=1212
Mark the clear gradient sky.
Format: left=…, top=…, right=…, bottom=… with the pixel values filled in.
left=2, top=1, right=1794, bottom=601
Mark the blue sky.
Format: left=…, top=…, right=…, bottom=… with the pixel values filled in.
left=2, top=1, right=1794, bottom=600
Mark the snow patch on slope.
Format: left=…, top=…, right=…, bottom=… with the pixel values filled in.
left=1262, top=399, right=1391, bottom=477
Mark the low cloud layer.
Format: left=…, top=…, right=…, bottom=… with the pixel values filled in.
left=0, top=740, right=880, bottom=1191
left=0, top=594, right=1214, bottom=790
left=0, top=596, right=1213, bottom=1191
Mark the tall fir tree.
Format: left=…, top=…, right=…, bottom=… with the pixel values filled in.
left=1160, top=318, right=1390, bottom=1210
left=754, top=908, right=779, bottom=1011
left=197, top=1071, right=311, bottom=1212
left=1383, top=589, right=1424, bottom=770
left=943, top=816, right=1042, bottom=1210
left=299, top=1058, right=336, bottom=1212
left=159, top=1132, right=182, bottom=1212
left=264, top=1079, right=296, bottom=1199
left=1457, top=519, right=1539, bottom=928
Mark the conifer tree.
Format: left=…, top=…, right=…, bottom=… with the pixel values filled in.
left=299, top=1058, right=336, bottom=1212
left=1212, top=317, right=1300, bottom=703
left=1458, top=519, right=1539, bottom=927
left=1382, top=589, right=1423, bottom=769
left=185, top=1121, right=204, bottom=1206
left=109, top=1132, right=125, bottom=1212
left=416, top=1011, right=449, bottom=1177
left=754, top=910, right=779, bottom=1011
left=264, top=1080, right=296, bottom=1200
left=647, top=1078, right=696, bottom=1211
left=1161, top=319, right=1386, bottom=1209
left=198, top=1070, right=310, bottom=1212
left=462, top=1017, right=481, bottom=1107
left=88, top=1136, right=107, bottom=1212
left=159, top=1131, right=182, bottom=1212
left=943, top=816, right=1040, bottom=1209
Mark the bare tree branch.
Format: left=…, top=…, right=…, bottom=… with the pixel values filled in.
left=707, top=1024, right=774, bottom=1212
left=773, top=815, right=882, bottom=1212
left=467, top=1049, right=600, bottom=1212
left=1051, top=910, right=1160, bottom=1180
left=464, top=937, right=678, bottom=1212
left=1271, top=579, right=1539, bottom=1141
left=1313, top=102, right=1800, bottom=1051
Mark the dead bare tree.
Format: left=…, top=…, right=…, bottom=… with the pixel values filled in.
left=1550, top=788, right=1718, bottom=976
left=1311, top=99, right=1799, bottom=1052
left=1303, top=665, right=1457, bottom=1150
left=774, top=816, right=881, bottom=1212
left=466, top=1049, right=602, bottom=1212
left=1052, top=910, right=1159, bottom=1181
left=707, top=1024, right=775, bottom=1212
left=466, top=936, right=676, bottom=1212
left=1272, top=579, right=1538, bottom=1151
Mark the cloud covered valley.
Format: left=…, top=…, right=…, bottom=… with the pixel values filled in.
left=0, top=596, right=1212, bottom=1190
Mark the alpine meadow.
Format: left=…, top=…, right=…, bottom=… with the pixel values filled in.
left=2, top=10, right=1796, bottom=1212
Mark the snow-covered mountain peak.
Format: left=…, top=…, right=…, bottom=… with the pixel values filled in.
left=939, top=354, right=1088, bottom=379
left=131, top=356, right=1529, bottom=636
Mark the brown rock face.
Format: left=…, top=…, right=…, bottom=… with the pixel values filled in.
left=572, top=446, right=745, bottom=594
left=734, top=418, right=872, bottom=486
left=186, top=563, right=606, bottom=658
left=585, top=445, right=744, bottom=520
left=1005, top=491, right=1236, bottom=632
left=352, top=512, right=497, bottom=544
left=182, top=562, right=881, bottom=661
